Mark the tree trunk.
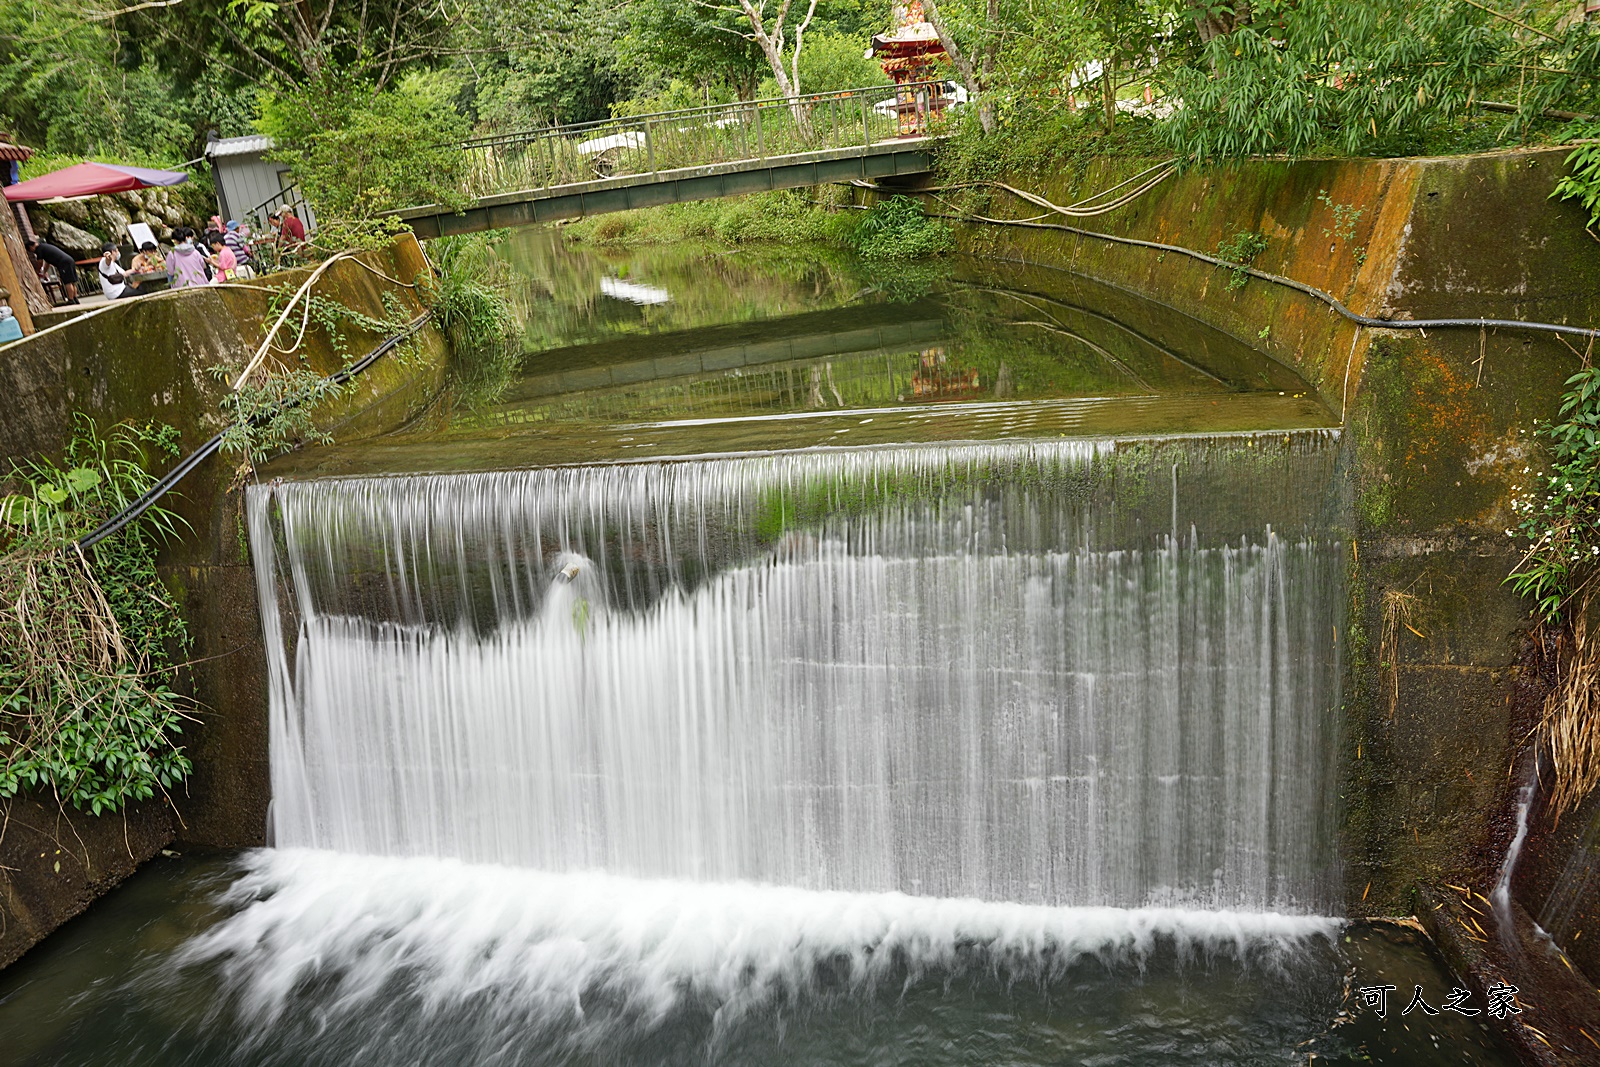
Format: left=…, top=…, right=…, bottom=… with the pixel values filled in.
left=1101, top=57, right=1116, bottom=129
left=981, top=0, right=998, bottom=131
left=0, top=204, right=48, bottom=324
left=922, top=0, right=989, bottom=132
left=736, top=0, right=815, bottom=134
left=1195, top=0, right=1252, bottom=44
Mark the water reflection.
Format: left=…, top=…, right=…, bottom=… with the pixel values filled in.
left=269, top=229, right=1335, bottom=478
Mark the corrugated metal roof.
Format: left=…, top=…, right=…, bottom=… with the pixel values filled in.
left=206, top=135, right=275, bottom=158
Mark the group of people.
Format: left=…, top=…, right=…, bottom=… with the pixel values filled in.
left=25, top=204, right=309, bottom=305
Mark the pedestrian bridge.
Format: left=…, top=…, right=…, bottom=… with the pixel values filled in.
left=398, top=82, right=947, bottom=239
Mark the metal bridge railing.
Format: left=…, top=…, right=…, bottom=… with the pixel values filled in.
left=457, top=81, right=954, bottom=201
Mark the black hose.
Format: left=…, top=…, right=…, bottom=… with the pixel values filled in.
left=919, top=211, right=1600, bottom=341
left=75, top=313, right=431, bottom=550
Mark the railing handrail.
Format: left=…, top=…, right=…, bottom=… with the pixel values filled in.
left=247, top=182, right=308, bottom=223
left=453, top=80, right=952, bottom=151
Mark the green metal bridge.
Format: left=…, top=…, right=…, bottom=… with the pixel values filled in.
left=399, top=82, right=948, bottom=238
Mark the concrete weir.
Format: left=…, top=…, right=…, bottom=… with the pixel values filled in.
left=4, top=147, right=1600, bottom=1060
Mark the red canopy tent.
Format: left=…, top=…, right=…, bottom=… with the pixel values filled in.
left=2, top=161, right=188, bottom=202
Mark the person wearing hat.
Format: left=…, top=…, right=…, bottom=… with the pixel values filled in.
left=223, top=219, right=254, bottom=274
left=97, top=242, right=131, bottom=300
left=0, top=286, right=24, bottom=344
left=273, top=204, right=306, bottom=249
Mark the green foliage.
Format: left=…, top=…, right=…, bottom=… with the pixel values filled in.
left=215, top=366, right=346, bottom=463
left=258, top=69, right=471, bottom=223
left=566, top=190, right=856, bottom=248
left=1553, top=119, right=1600, bottom=231
left=211, top=282, right=417, bottom=462
left=1214, top=229, right=1269, bottom=291
left=937, top=98, right=1168, bottom=187
left=617, top=0, right=764, bottom=103
left=1509, top=367, right=1600, bottom=624
left=0, top=420, right=192, bottom=815
left=1317, top=189, right=1364, bottom=242
left=778, top=30, right=891, bottom=95
left=425, top=235, right=524, bottom=407
left=850, top=196, right=954, bottom=261
left=1161, top=0, right=1600, bottom=162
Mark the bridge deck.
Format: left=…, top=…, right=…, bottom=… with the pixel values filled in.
left=400, top=139, right=936, bottom=238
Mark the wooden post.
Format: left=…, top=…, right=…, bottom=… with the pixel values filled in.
left=0, top=202, right=44, bottom=328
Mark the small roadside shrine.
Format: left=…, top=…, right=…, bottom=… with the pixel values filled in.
left=867, top=1, right=951, bottom=135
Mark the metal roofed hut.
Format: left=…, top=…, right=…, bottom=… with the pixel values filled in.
left=204, top=134, right=315, bottom=232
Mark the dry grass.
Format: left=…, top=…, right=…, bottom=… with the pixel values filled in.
left=1380, top=588, right=1424, bottom=718
left=0, top=546, right=129, bottom=762
left=1543, top=599, right=1600, bottom=823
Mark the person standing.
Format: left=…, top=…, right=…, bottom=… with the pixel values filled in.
left=26, top=238, right=79, bottom=304
left=165, top=227, right=210, bottom=288
left=275, top=205, right=306, bottom=248
left=207, top=234, right=237, bottom=283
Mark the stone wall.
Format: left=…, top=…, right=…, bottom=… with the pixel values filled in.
left=26, top=185, right=200, bottom=259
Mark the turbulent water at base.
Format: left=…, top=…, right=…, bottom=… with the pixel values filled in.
left=249, top=435, right=1344, bottom=914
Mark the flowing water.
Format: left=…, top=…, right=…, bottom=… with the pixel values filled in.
left=0, top=232, right=1518, bottom=1065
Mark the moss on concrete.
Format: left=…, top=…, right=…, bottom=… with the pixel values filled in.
left=0, top=234, right=452, bottom=971
left=954, top=148, right=1600, bottom=944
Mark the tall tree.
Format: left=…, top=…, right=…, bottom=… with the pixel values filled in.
left=696, top=0, right=821, bottom=100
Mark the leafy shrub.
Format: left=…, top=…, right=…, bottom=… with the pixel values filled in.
left=1553, top=120, right=1600, bottom=231
left=1215, top=230, right=1270, bottom=291
left=1509, top=367, right=1600, bottom=623
left=425, top=235, right=523, bottom=407
left=259, top=69, right=472, bottom=225
left=850, top=196, right=954, bottom=261
left=0, top=420, right=193, bottom=815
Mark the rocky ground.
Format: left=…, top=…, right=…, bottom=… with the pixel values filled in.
left=24, top=185, right=201, bottom=257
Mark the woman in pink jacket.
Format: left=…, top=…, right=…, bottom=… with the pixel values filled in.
left=165, top=227, right=210, bottom=288
left=207, top=235, right=237, bottom=283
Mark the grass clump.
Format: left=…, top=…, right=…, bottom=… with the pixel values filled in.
left=424, top=234, right=523, bottom=408
left=0, top=420, right=193, bottom=816
left=1509, top=364, right=1600, bottom=821
left=566, top=190, right=854, bottom=249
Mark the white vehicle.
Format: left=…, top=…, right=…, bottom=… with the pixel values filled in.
left=575, top=130, right=647, bottom=157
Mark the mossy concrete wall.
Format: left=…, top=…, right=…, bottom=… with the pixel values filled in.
left=0, top=233, right=451, bottom=969
left=953, top=147, right=1600, bottom=945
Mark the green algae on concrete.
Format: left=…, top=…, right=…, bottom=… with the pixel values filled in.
left=947, top=147, right=1600, bottom=954
left=0, top=234, right=456, bottom=973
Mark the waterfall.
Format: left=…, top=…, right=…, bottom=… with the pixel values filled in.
left=248, top=435, right=1344, bottom=914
